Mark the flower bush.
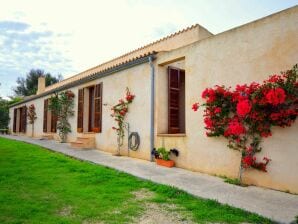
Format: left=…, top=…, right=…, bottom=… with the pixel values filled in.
left=27, top=104, right=37, bottom=137
left=111, top=88, right=135, bottom=155
left=49, top=90, right=75, bottom=143
left=193, top=64, right=298, bottom=181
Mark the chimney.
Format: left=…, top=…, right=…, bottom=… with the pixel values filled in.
left=37, top=76, right=45, bottom=94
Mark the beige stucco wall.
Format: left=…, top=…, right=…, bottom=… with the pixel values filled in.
left=10, top=97, right=44, bottom=138
left=155, top=6, right=298, bottom=193
left=67, top=63, right=152, bottom=160
left=9, top=62, right=152, bottom=161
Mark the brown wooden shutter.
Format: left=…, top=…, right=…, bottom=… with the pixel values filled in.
left=13, top=108, right=17, bottom=132
left=77, top=89, right=84, bottom=132
left=43, top=99, right=48, bottom=132
left=22, top=106, right=27, bottom=133
left=168, top=67, right=181, bottom=134
left=19, top=106, right=27, bottom=133
left=94, top=83, right=102, bottom=133
left=51, top=112, right=57, bottom=132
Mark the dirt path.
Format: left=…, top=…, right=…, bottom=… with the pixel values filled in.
left=132, top=189, right=194, bottom=224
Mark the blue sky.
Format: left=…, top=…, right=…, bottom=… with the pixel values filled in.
left=0, top=0, right=297, bottom=98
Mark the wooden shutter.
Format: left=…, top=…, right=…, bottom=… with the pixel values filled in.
left=19, top=106, right=27, bottom=133
left=168, top=67, right=181, bottom=134
left=13, top=108, right=17, bottom=132
left=43, top=99, right=48, bottom=132
left=94, top=83, right=102, bottom=133
left=77, top=89, right=84, bottom=132
left=22, top=106, right=27, bottom=133
left=51, top=112, right=57, bottom=132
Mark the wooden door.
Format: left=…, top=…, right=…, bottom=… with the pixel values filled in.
left=77, top=89, right=84, bottom=132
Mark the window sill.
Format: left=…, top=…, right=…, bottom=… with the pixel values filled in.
left=157, top=133, right=186, bottom=137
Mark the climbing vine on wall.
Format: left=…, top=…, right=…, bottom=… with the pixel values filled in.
left=49, top=90, right=75, bottom=143
left=192, top=64, right=298, bottom=182
left=27, top=104, right=37, bottom=137
left=111, top=88, right=135, bottom=155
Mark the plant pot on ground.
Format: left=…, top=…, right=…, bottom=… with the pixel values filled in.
left=156, top=158, right=175, bottom=168
left=155, top=147, right=175, bottom=168
left=92, top=127, right=100, bottom=133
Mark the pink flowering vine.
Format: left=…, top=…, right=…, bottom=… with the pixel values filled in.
left=111, top=88, right=135, bottom=155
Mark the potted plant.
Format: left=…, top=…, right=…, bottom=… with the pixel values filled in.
left=92, top=127, right=100, bottom=133
left=155, top=147, right=175, bottom=168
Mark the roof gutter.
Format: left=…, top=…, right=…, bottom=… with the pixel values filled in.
left=10, top=53, right=157, bottom=108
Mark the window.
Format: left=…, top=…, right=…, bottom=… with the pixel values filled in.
left=77, top=83, right=102, bottom=133
left=168, top=66, right=185, bottom=134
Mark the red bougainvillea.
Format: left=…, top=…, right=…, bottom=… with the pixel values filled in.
left=236, top=99, right=252, bottom=117
left=111, top=88, right=135, bottom=154
left=193, top=65, right=298, bottom=180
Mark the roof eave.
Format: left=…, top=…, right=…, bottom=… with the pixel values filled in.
left=9, top=52, right=157, bottom=108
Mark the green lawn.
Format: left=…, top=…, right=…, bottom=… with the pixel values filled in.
left=0, top=137, right=272, bottom=224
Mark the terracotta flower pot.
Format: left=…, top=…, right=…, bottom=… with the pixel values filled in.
left=92, top=127, right=100, bottom=133
left=156, top=159, right=175, bottom=168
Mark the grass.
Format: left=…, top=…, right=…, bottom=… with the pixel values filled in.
left=224, top=177, right=247, bottom=186
left=216, top=175, right=248, bottom=187
left=0, top=137, right=273, bottom=224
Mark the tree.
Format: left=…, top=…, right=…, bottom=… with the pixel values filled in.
left=13, top=69, right=62, bottom=96
left=0, top=98, right=9, bottom=129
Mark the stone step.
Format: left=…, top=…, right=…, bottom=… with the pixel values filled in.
left=41, top=134, right=54, bottom=140
left=70, top=141, right=85, bottom=149
left=76, top=136, right=95, bottom=148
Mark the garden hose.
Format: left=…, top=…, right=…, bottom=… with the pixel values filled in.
left=128, top=132, right=140, bottom=151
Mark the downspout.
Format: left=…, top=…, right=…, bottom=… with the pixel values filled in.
left=149, top=55, right=155, bottom=162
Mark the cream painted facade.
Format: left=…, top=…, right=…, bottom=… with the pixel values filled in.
left=9, top=6, right=298, bottom=193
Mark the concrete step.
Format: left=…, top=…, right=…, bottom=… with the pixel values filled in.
left=76, top=136, right=95, bottom=148
left=70, top=135, right=95, bottom=149
left=70, top=141, right=85, bottom=149
left=41, top=134, right=54, bottom=140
